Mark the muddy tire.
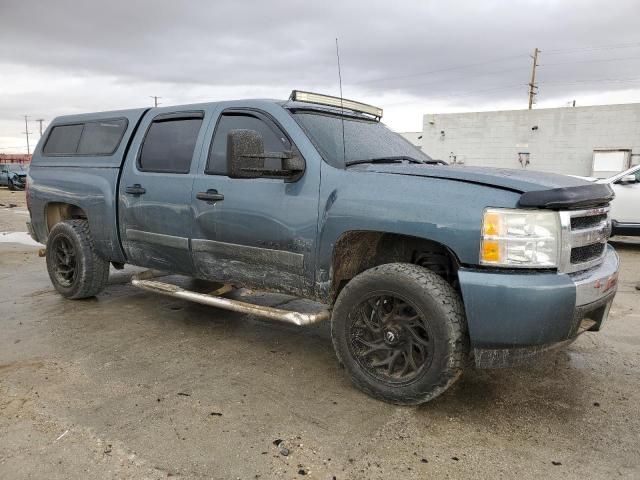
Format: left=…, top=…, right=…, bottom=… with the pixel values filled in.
left=45, top=219, right=110, bottom=299
left=331, top=263, right=468, bottom=405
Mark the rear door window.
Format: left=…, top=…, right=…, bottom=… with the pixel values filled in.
left=138, top=113, right=204, bottom=173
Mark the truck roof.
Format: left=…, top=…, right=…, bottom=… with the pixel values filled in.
left=50, top=98, right=376, bottom=126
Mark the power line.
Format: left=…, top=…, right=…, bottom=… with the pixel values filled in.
left=352, top=53, right=528, bottom=86
left=379, top=83, right=526, bottom=108
left=544, top=41, right=640, bottom=55
left=350, top=45, right=640, bottom=93
left=539, top=76, right=640, bottom=86
left=362, top=65, right=526, bottom=92
left=379, top=75, right=640, bottom=109
left=543, top=56, right=640, bottom=67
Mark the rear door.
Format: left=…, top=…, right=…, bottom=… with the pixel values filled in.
left=190, top=108, right=320, bottom=295
left=118, top=109, right=207, bottom=273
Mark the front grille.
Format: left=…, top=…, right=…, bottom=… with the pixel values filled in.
left=570, top=214, right=607, bottom=230
left=570, top=243, right=605, bottom=264
left=559, top=207, right=611, bottom=273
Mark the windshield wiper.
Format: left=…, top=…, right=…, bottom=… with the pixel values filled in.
left=345, top=156, right=425, bottom=167
left=345, top=156, right=447, bottom=167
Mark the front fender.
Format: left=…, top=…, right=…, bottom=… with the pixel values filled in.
left=315, top=164, right=522, bottom=296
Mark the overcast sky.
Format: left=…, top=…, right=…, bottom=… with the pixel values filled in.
left=2, top=0, right=640, bottom=153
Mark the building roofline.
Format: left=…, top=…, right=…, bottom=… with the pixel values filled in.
left=423, top=101, right=640, bottom=118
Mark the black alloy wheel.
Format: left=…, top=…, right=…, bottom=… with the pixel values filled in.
left=348, top=294, right=434, bottom=385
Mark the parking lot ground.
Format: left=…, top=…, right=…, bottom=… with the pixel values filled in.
left=1, top=187, right=639, bottom=479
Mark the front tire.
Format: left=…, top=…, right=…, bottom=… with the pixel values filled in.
left=45, top=220, right=110, bottom=299
left=331, top=263, right=468, bottom=405
left=8, top=179, right=15, bottom=191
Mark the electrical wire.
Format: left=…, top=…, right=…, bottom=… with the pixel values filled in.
left=379, top=76, right=640, bottom=108
left=350, top=42, right=640, bottom=89
left=351, top=54, right=528, bottom=86
left=544, top=41, right=640, bottom=55
left=542, top=56, right=640, bottom=67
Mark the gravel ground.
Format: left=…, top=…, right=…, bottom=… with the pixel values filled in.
left=1, top=187, right=639, bottom=479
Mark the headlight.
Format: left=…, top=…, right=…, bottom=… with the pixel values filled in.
left=480, top=208, right=560, bottom=268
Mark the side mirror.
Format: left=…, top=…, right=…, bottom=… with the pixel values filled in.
left=619, top=174, right=637, bottom=184
left=227, top=129, right=265, bottom=179
left=227, top=129, right=305, bottom=181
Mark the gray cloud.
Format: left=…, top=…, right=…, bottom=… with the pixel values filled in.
left=1, top=0, right=640, bottom=150
left=3, top=1, right=640, bottom=95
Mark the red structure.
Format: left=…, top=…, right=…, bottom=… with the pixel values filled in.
left=0, top=154, right=31, bottom=164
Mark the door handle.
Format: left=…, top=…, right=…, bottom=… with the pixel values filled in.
left=125, top=184, right=146, bottom=195
left=196, top=189, right=224, bottom=202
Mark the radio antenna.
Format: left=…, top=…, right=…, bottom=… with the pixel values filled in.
left=335, top=38, right=346, bottom=164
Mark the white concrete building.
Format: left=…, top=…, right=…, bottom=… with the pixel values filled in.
left=399, top=131, right=423, bottom=149
left=416, top=103, right=640, bottom=176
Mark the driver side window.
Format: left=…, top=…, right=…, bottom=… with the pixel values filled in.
left=206, top=112, right=290, bottom=175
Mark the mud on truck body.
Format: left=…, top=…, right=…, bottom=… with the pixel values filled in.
left=26, top=91, right=619, bottom=404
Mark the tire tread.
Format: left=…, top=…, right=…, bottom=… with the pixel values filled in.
left=331, top=263, right=468, bottom=405
left=46, top=219, right=110, bottom=299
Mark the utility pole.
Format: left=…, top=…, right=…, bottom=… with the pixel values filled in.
left=150, top=96, right=162, bottom=107
left=23, top=115, right=32, bottom=155
left=35, top=118, right=45, bottom=136
left=528, top=48, right=540, bottom=110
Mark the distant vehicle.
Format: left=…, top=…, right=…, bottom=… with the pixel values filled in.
left=600, top=165, right=640, bottom=236
left=575, top=165, right=640, bottom=236
left=0, top=163, right=27, bottom=190
left=26, top=91, right=619, bottom=405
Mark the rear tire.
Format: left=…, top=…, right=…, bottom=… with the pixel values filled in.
left=45, top=220, right=110, bottom=299
left=331, top=263, right=468, bottom=405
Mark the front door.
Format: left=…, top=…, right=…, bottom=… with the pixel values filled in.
left=611, top=167, right=640, bottom=224
left=190, top=109, right=320, bottom=295
left=119, top=109, right=207, bottom=273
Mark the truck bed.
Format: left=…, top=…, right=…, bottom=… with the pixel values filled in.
left=28, top=108, right=149, bottom=262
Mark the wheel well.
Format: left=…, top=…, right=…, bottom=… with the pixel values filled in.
left=45, top=202, right=88, bottom=233
left=331, top=231, right=460, bottom=300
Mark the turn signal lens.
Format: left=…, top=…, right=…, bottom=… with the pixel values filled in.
left=481, top=240, right=501, bottom=263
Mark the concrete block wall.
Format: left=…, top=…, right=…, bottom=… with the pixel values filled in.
left=420, top=103, right=640, bottom=176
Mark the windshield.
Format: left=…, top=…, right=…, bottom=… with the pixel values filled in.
left=7, top=164, right=27, bottom=173
left=601, top=163, right=640, bottom=184
left=292, top=111, right=432, bottom=168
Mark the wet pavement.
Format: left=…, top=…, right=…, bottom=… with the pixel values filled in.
left=1, top=188, right=639, bottom=479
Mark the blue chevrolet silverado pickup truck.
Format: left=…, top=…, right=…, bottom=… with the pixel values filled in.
left=26, top=91, right=619, bottom=404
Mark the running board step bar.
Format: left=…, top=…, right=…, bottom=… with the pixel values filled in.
left=131, top=272, right=330, bottom=326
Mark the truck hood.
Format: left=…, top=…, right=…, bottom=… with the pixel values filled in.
left=356, top=164, right=614, bottom=209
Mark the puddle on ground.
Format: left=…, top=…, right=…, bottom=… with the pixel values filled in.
left=0, top=231, right=42, bottom=247
left=1, top=208, right=29, bottom=215
left=565, top=350, right=589, bottom=369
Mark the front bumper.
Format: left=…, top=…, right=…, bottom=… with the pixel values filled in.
left=11, top=176, right=26, bottom=189
left=458, top=245, right=619, bottom=368
left=612, top=220, right=640, bottom=237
